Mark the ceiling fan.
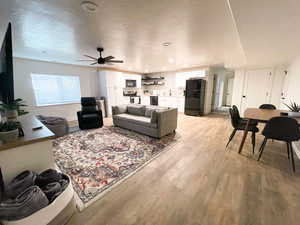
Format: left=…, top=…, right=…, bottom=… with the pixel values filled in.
left=78, top=47, right=124, bottom=65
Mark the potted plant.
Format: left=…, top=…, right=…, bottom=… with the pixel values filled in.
left=284, top=101, right=300, bottom=117
left=0, top=98, right=29, bottom=121
left=0, top=121, right=20, bottom=142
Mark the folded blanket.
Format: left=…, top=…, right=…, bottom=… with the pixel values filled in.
left=5, top=170, right=37, bottom=199
left=0, top=186, right=49, bottom=221
left=35, top=169, right=62, bottom=187
left=40, top=173, right=69, bottom=202
left=41, top=182, right=61, bottom=202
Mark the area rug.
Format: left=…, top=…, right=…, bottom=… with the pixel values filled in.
left=53, top=126, right=179, bottom=210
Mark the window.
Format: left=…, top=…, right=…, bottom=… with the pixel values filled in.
left=31, top=74, right=81, bottom=106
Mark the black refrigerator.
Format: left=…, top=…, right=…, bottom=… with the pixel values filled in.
left=184, top=78, right=206, bottom=116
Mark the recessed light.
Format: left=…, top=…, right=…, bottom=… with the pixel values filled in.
left=81, top=1, right=99, bottom=13
left=168, top=58, right=174, bottom=64
left=162, top=42, right=171, bottom=47
left=145, top=69, right=149, bottom=73
left=183, top=63, right=188, bottom=68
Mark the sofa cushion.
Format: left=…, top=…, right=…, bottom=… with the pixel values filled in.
left=114, top=114, right=157, bottom=128
left=127, top=105, right=146, bottom=116
left=112, top=105, right=127, bottom=115
left=145, top=106, right=169, bottom=117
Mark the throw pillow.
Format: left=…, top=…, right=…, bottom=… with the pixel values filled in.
left=127, top=105, right=146, bottom=116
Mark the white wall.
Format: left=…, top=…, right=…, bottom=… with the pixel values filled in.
left=283, top=57, right=300, bottom=157
left=286, top=57, right=300, bottom=104
left=204, top=70, right=214, bottom=114
left=13, top=58, right=99, bottom=121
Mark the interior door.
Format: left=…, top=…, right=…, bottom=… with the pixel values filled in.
left=226, top=77, right=234, bottom=106
left=242, top=69, right=272, bottom=112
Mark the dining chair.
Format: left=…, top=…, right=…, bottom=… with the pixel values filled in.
left=232, top=105, right=258, bottom=126
left=226, top=106, right=259, bottom=153
left=259, top=104, right=276, bottom=110
left=257, top=116, right=300, bottom=172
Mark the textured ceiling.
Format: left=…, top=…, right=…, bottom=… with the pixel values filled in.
left=0, top=0, right=298, bottom=73
left=229, top=0, right=300, bottom=68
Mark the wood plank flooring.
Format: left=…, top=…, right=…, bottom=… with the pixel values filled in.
left=66, top=113, right=300, bottom=225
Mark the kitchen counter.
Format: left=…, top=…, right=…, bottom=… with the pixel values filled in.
left=140, top=95, right=185, bottom=112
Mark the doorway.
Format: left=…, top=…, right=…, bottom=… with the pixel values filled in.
left=212, top=68, right=234, bottom=113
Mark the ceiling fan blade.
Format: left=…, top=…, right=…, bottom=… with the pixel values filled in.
left=90, top=62, right=98, bottom=65
left=104, top=56, right=114, bottom=61
left=77, top=59, right=95, bottom=61
left=107, top=60, right=124, bottom=63
left=84, top=55, right=97, bottom=60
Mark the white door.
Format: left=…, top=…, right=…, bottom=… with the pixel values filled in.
left=226, top=77, right=234, bottom=106
left=241, top=69, right=272, bottom=112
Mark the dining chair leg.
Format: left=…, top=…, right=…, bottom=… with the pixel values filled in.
left=225, top=129, right=237, bottom=149
left=286, top=142, right=290, bottom=161
left=238, top=119, right=251, bottom=154
left=251, top=132, right=256, bottom=154
left=289, top=142, right=296, bottom=172
left=257, top=138, right=268, bottom=161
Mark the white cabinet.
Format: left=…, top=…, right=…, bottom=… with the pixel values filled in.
left=157, top=96, right=185, bottom=112
left=141, top=96, right=150, bottom=105
left=177, top=98, right=185, bottom=112
left=233, top=67, right=287, bottom=115
left=158, top=97, right=169, bottom=107
left=99, top=71, right=125, bottom=116
left=99, top=71, right=143, bottom=115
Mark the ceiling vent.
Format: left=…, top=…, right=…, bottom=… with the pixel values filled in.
left=81, top=1, right=99, bottom=13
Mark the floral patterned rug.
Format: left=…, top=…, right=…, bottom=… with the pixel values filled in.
left=53, top=126, right=179, bottom=210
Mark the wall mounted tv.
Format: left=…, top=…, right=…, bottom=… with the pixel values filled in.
left=0, top=22, right=14, bottom=104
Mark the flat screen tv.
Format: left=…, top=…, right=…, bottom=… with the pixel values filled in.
left=0, top=22, right=14, bottom=104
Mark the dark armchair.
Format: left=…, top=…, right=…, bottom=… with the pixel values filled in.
left=77, top=97, right=103, bottom=130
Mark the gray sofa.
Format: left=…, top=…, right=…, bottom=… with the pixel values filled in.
left=112, top=104, right=178, bottom=138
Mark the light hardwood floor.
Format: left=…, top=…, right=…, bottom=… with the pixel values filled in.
left=66, top=113, right=300, bottom=225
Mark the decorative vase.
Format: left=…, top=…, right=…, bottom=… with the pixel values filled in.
left=287, top=111, right=300, bottom=118
left=0, top=128, right=19, bottom=143
left=6, top=110, right=18, bottom=121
